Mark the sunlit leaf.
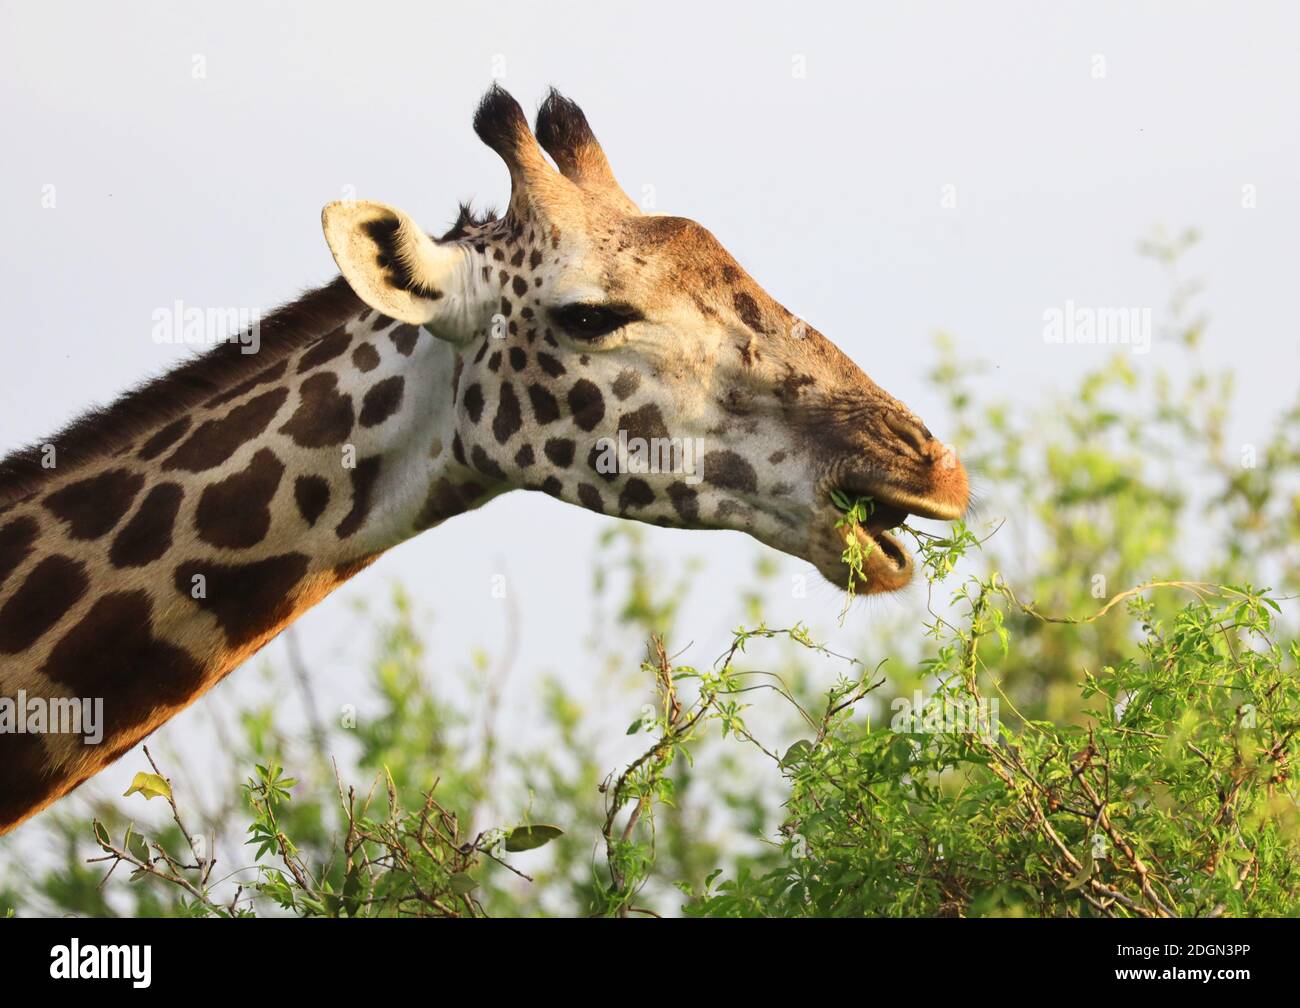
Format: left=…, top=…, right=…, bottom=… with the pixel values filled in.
left=122, top=772, right=171, bottom=802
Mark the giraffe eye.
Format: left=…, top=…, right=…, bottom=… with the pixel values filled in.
left=551, top=302, right=640, bottom=341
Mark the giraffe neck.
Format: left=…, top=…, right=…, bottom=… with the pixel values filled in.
left=0, top=283, right=492, bottom=833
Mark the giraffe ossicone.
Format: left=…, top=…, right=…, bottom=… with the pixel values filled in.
left=0, top=85, right=968, bottom=833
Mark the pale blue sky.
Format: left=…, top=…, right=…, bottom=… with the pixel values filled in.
left=1, top=1, right=1297, bottom=824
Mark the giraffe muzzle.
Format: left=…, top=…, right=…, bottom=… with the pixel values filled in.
left=813, top=436, right=970, bottom=594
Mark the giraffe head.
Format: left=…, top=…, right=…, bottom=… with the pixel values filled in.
left=322, top=86, right=968, bottom=594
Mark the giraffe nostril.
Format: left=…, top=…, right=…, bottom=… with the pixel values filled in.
left=884, top=412, right=931, bottom=457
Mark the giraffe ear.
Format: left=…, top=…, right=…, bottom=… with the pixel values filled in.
left=321, top=200, right=471, bottom=330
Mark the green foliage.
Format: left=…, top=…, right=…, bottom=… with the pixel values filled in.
left=2, top=229, right=1297, bottom=917
left=686, top=575, right=1299, bottom=917
left=830, top=490, right=876, bottom=621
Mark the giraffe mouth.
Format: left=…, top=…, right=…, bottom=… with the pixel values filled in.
left=821, top=493, right=914, bottom=593
left=855, top=504, right=912, bottom=569
left=862, top=515, right=909, bottom=567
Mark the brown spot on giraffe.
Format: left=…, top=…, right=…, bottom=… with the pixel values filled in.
left=336, top=456, right=382, bottom=539
left=294, top=475, right=331, bottom=527
left=0, top=515, right=39, bottom=591
left=0, top=555, right=90, bottom=654
left=462, top=383, right=485, bottom=424
left=536, top=353, right=565, bottom=378
left=577, top=483, right=604, bottom=513
left=44, top=468, right=144, bottom=540
left=174, top=553, right=311, bottom=646
left=137, top=417, right=191, bottom=461
left=278, top=372, right=355, bottom=448
left=668, top=482, right=700, bottom=524
left=352, top=342, right=381, bottom=372
left=297, top=326, right=352, bottom=373
left=0, top=733, right=60, bottom=836
left=164, top=388, right=289, bottom=473
left=110, top=482, right=183, bottom=568
left=43, top=590, right=206, bottom=730
left=567, top=379, right=605, bottom=432
left=492, top=383, right=523, bottom=444
left=359, top=376, right=405, bottom=428
left=612, top=369, right=640, bottom=400
left=526, top=384, right=560, bottom=425
left=204, top=359, right=289, bottom=409
left=619, top=403, right=670, bottom=444
left=544, top=438, right=575, bottom=468
left=703, top=450, right=758, bottom=494
left=618, top=477, right=655, bottom=513
left=389, top=324, right=420, bottom=356
left=194, top=448, right=286, bottom=549
left=471, top=444, right=507, bottom=482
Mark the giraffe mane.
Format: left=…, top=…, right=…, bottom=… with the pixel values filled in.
left=0, top=277, right=364, bottom=509
left=439, top=202, right=499, bottom=241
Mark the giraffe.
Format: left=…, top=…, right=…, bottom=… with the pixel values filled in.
left=0, top=86, right=968, bottom=834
